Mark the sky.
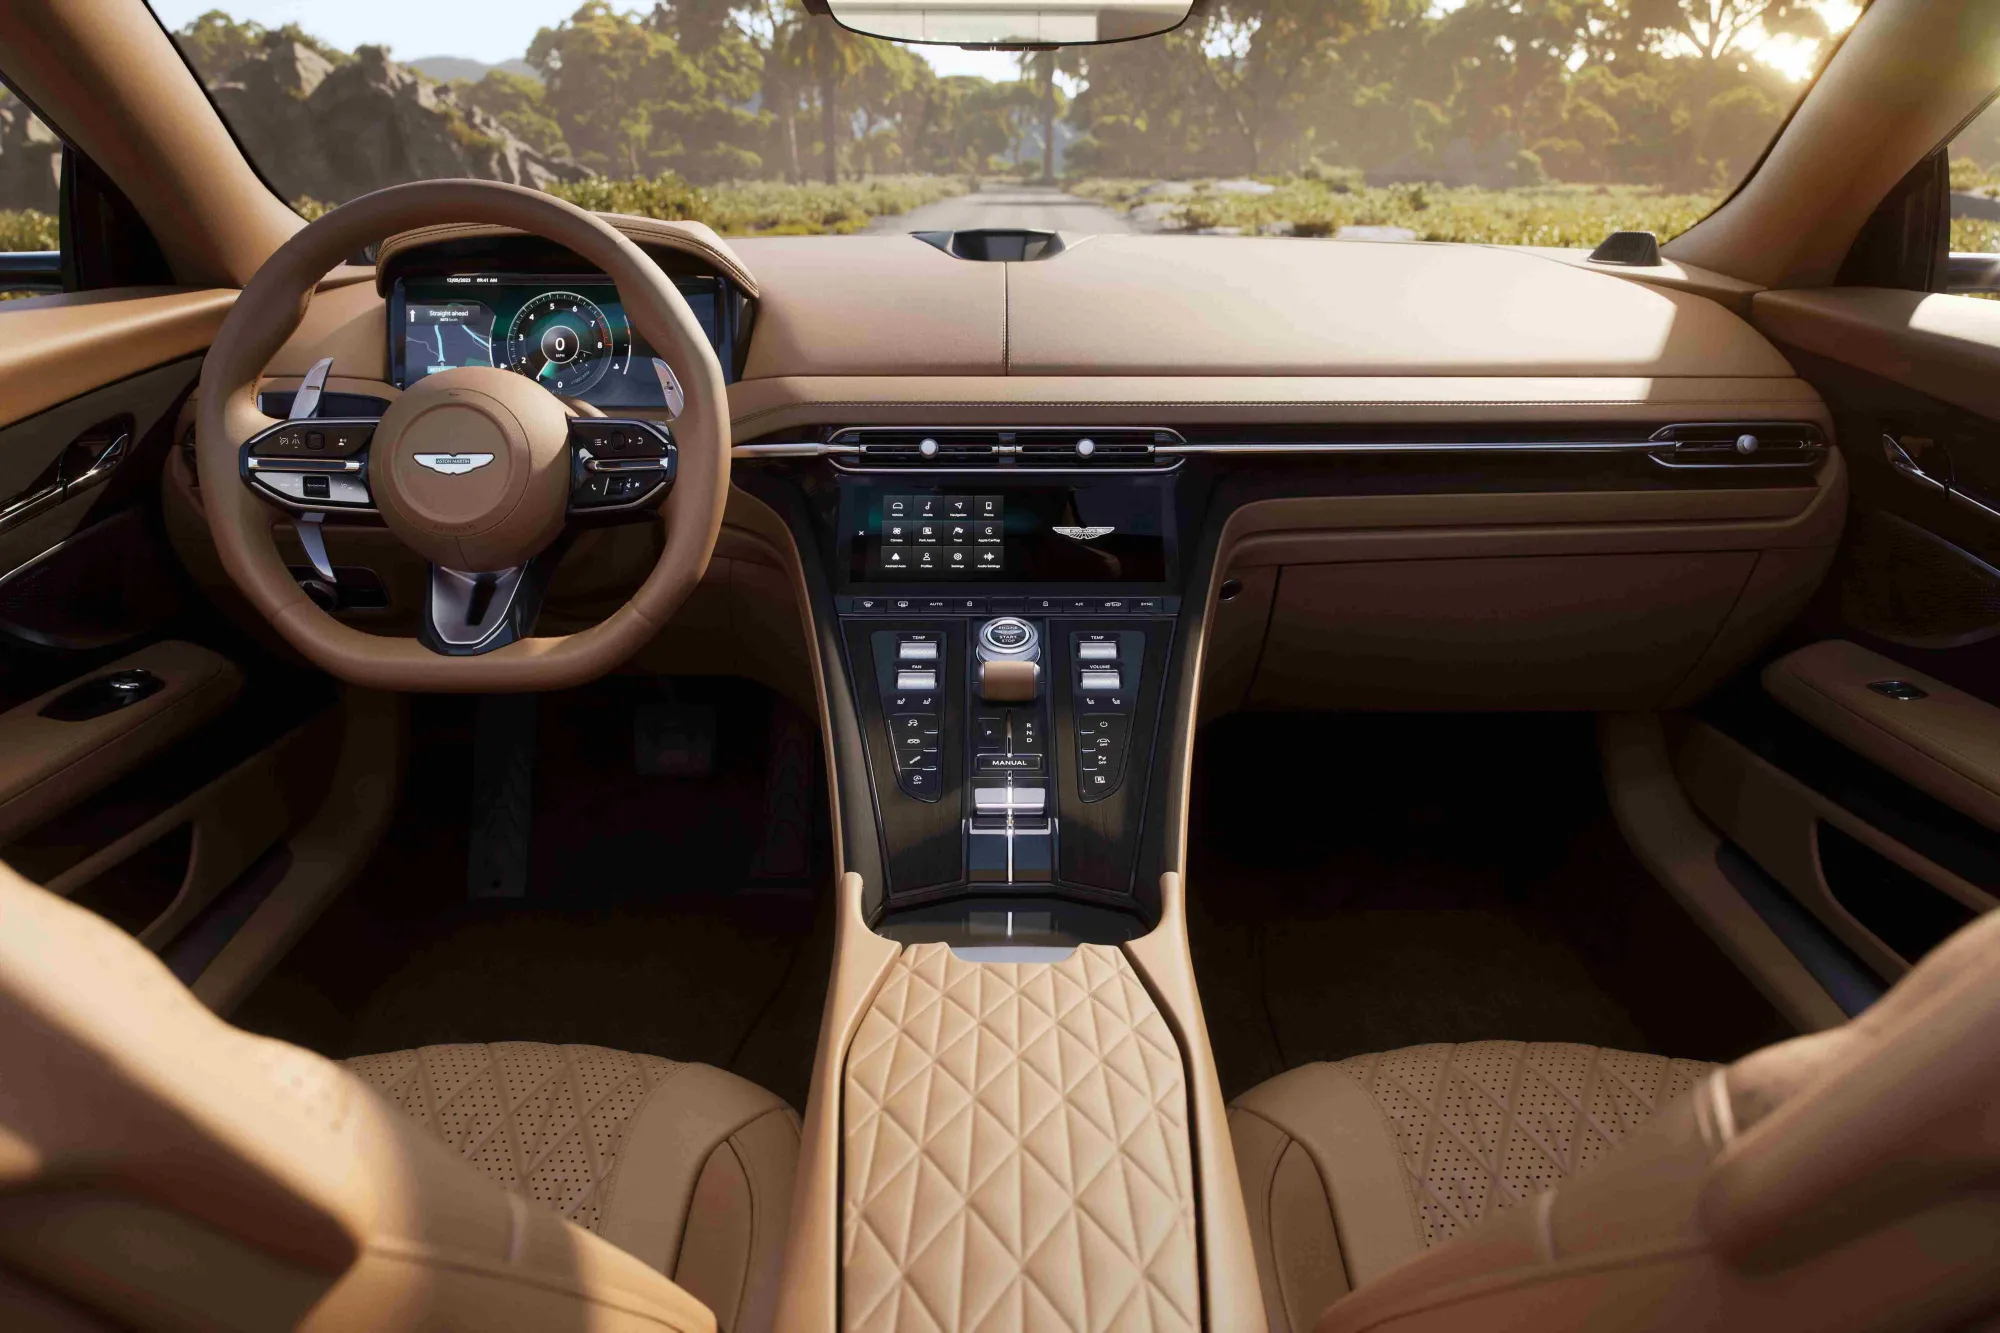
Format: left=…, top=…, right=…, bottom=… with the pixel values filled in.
left=148, top=0, right=1862, bottom=82
left=147, top=1, right=1027, bottom=78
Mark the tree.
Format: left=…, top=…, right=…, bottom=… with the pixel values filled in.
left=458, top=70, right=567, bottom=158
left=1625, top=0, right=1825, bottom=67
left=781, top=13, right=872, bottom=182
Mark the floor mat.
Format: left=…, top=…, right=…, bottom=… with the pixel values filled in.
left=230, top=677, right=834, bottom=1111
left=1187, top=712, right=1795, bottom=1100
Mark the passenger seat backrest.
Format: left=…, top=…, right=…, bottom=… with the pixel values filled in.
left=0, top=861, right=717, bottom=1332
left=1315, top=909, right=2000, bottom=1333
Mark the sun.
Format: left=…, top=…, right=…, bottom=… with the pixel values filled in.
left=1754, top=1, right=1865, bottom=82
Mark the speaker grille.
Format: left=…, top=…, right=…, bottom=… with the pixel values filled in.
left=1838, top=508, right=2000, bottom=649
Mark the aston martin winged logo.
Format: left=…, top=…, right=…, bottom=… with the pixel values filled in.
left=1052, top=525, right=1115, bottom=542
left=413, top=453, right=495, bottom=475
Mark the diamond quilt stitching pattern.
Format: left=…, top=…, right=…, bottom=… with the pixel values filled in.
left=1338, top=1041, right=1714, bottom=1245
left=842, top=944, right=1199, bottom=1333
left=347, top=1041, right=684, bottom=1232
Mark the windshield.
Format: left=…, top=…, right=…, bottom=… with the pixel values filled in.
left=126, top=1, right=1862, bottom=245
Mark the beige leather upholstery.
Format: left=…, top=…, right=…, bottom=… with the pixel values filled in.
left=0, top=858, right=797, bottom=1333
left=0, top=641, right=243, bottom=844
left=349, top=1043, right=800, bottom=1333
left=1231, top=910, right=2000, bottom=1333
left=842, top=943, right=1199, bottom=1333
left=1230, top=1043, right=1712, bottom=1331
left=1764, top=639, right=2000, bottom=832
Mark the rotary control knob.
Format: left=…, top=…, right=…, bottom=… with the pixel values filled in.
left=978, top=616, right=1040, bottom=662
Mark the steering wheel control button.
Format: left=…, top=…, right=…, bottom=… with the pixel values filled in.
left=253, top=470, right=372, bottom=506
left=250, top=420, right=375, bottom=458
left=566, top=418, right=677, bottom=513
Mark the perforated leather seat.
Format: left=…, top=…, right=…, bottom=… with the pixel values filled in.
left=0, top=861, right=798, bottom=1333
left=346, top=1042, right=800, bottom=1333
left=1228, top=911, right=2000, bottom=1333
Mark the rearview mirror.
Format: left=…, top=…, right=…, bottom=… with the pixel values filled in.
left=823, top=0, right=1194, bottom=47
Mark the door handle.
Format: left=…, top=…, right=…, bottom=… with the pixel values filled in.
left=0, top=418, right=133, bottom=538
left=1882, top=433, right=1949, bottom=492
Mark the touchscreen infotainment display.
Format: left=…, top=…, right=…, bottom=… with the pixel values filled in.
left=843, top=480, right=1173, bottom=584
left=392, top=273, right=722, bottom=409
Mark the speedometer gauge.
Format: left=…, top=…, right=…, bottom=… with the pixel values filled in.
left=505, top=291, right=616, bottom=396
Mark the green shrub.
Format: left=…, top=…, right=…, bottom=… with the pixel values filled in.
left=0, top=210, right=58, bottom=251
left=544, top=172, right=969, bottom=236
left=1073, top=178, right=1720, bottom=246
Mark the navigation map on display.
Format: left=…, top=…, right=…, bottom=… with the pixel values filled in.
left=407, top=298, right=497, bottom=375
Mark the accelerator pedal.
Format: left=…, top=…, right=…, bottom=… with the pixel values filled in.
left=468, top=693, right=538, bottom=899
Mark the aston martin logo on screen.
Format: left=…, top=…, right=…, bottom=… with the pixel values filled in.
left=412, top=453, right=496, bottom=475
left=1053, top=525, right=1116, bottom=541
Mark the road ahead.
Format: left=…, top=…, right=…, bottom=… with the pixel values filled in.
left=867, top=184, right=1134, bottom=235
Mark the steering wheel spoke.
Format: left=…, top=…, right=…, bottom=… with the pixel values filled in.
left=241, top=417, right=378, bottom=513
left=422, top=562, right=547, bottom=656
left=566, top=417, right=676, bottom=515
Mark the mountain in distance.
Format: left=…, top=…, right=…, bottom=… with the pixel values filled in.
left=407, top=56, right=540, bottom=84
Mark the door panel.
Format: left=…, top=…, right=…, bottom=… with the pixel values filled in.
left=1677, top=290, right=2000, bottom=982
left=0, top=356, right=198, bottom=607
left=0, top=310, right=365, bottom=991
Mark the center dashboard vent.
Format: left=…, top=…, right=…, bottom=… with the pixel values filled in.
left=836, top=427, right=1174, bottom=468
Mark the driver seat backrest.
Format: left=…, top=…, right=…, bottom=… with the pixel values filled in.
left=1312, top=907, right=2000, bottom=1333
left=0, top=860, right=717, bottom=1332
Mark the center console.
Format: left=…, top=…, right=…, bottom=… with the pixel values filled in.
left=756, top=432, right=1264, bottom=1333
left=830, top=457, right=1182, bottom=908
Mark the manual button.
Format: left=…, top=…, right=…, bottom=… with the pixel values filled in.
left=976, top=754, right=1044, bottom=773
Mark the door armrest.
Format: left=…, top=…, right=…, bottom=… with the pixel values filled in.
left=0, top=641, right=242, bottom=845
left=1763, top=639, right=2000, bottom=831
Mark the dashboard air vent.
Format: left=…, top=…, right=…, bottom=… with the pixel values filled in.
left=835, top=427, right=1173, bottom=469
left=855, top=431, right=1003, bottom=465
left=1649, top=421, right=1826, bottom=470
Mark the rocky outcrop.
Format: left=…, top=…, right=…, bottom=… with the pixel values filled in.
left=207, top=42, right=582, bottom=204
left=0, top=97, right=62, bottom=214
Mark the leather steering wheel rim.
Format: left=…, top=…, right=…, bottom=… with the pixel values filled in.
left=195, top=180, right=730, bottom=693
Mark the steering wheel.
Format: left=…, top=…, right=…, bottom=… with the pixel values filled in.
left=195, top=180, right=730, bottom=692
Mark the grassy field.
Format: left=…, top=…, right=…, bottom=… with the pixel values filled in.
left=14, top=177, right=2000, bottom=274
left=293, top=174, right=971, bottom=235
left=550, top=173, right=972, bottom=235
left=1071, top=177, right=1724, bottom=246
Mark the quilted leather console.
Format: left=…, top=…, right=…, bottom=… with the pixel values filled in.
left=842, top=943, right=1200, bottom=1333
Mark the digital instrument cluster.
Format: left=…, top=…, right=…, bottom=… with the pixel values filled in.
left=391, top=273, right=724, bottom=410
